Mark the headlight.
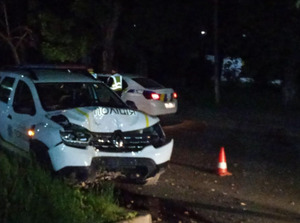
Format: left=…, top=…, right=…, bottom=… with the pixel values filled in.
left=51, top=115, right=71, bottom=128
left=60, top=125, right=91, bottom=148
left=143, top=123, right=166, bottom=148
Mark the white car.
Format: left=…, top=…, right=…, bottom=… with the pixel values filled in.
left=0, top=65, right=173, bottom=184
left=97, top=74, right=178, bottom=116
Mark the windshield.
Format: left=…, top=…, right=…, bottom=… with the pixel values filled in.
left=36, top=82, right=127, bottom=111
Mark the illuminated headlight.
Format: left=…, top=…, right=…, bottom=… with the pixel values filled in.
left=60, top=126, right=91, bottom=148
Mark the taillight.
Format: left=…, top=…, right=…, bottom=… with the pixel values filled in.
left=173, top=92, right=178, bottom=99
left=143, top=91, right=160, bottom=100
left=151, top=93, right=160, bottom=100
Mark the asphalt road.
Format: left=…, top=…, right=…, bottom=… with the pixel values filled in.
left=116, top=111, right=300, bottom=223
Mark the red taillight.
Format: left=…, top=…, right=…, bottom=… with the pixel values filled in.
left=143, top=91, right=161, bottom=100
left=173, top=92, right=178, bottom=99
left=151, top=93, right=160, bottom=100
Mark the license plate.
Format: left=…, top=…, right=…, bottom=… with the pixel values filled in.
left=164, top=102, right=175, bottom=108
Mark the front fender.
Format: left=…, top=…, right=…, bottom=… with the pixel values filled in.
left=32, top=122, right=63, bottom=150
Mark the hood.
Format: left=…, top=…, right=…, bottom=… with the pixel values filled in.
left=48, top=106, right=159, bottom=133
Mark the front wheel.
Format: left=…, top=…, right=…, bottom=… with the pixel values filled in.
left=30, top=141, right=53, bottom=171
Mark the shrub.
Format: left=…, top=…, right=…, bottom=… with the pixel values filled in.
left=0, top=151, right=136, bottom=223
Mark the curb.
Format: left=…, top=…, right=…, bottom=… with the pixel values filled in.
left=118, top=213, right=152, bottom=223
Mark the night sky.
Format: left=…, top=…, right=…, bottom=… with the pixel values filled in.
left=0, top=0, right=299, bottom=87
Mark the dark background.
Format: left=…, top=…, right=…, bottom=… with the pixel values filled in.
left=0, top=0, right=299, bottom=107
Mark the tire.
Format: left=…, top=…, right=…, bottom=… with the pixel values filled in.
left=30, top=141, right=53, bottom=171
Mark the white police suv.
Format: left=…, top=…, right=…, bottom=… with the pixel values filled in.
left=0, top=65, right=173, bottom=184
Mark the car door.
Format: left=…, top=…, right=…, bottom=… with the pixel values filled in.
left=0, top=76, right=16, bottom=141
left=6, top=80, right=37, bottom=151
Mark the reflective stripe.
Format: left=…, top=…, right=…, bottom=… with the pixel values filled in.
left=75, top=108, right=89, bottom=118
left=75, top=108, right=90, bottom=129
left=144, top=114, right=149, bottom=127
left=110, top=75, right=122, bottom=91
left=218, top=162, right=227, bottom=169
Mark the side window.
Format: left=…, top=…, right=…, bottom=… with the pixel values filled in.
left=13, top=81, right=36, bottom=115
left=0, top=77, right=15, bottom=103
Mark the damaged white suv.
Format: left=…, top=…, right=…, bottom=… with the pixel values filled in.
left=0, top=65, right=173, bottom=184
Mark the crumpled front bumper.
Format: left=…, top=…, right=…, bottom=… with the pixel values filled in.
left=49, top=139, right=173, bottom=181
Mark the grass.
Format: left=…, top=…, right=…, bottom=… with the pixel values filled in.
left=0, top=150, right=137, bottom=223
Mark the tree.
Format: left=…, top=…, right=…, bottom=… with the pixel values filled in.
left=0, top=1, right=32, bottom=65
left=28, top=0, right=122, bottom=71
left=239, top=0, right=300, bottom=107
left=71, top=0, right=122, bottom=72
left=28, top=0, right=91, bottom=63
left=213, top=0, right=220, bottom=105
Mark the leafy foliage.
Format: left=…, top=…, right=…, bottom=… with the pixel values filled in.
left=28, top=0, right=93, bottom=63
left=37, top=11, right=90, bottom=62
left=0, top=150, right=136, bottom=223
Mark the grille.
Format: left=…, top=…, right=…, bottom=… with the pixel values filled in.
left=90, top=132, right=153, bottom=152
left=89, top=123, right=166, bottom=152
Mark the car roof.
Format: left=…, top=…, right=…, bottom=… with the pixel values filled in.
left=97, top=73, right=146, bottom=78
left=96, top=73, right=166, bottom=88
left=1, top=65, right=97, bottom=83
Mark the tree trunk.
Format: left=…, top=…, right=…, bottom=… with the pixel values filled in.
left=9, top=42, right=21, bottom=65
left=0, top=2, right=22, bottom=65
left=101, top=0, right=121, bottom=73
left=0, top=34, right=20, bottom=65
left=213, top=0, right=220, bottom=105
left=282, top=65, right=297, bottom=108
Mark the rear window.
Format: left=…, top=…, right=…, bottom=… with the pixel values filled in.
left=132, top=78, right=164, bottom=89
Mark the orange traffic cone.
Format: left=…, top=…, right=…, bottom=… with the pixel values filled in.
left=217, top=147, right=232, bottom=176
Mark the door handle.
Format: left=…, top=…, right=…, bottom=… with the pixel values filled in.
left=7, top=114, right=12, bottom=119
